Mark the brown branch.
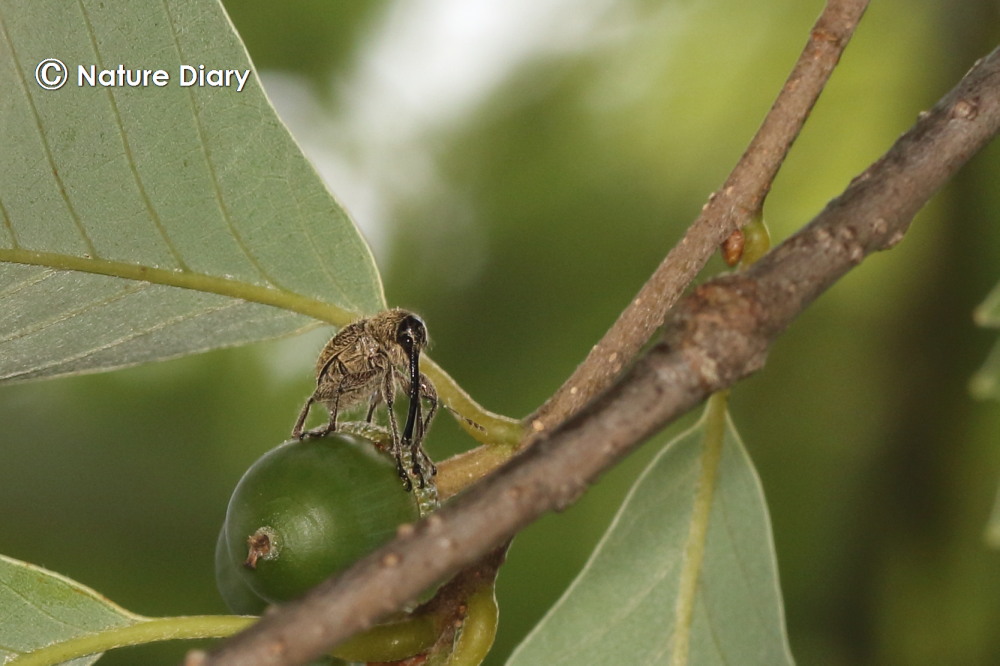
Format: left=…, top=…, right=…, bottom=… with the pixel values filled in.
left=194, top=45, right=1000, bottom=666
left=526, top=0, right=870, bottom=436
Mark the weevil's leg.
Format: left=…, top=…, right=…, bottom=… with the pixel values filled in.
left=414, top=374, right=439, bottom=482
left=380, top=369, right=411, bottom=491
left=405, top=396, right=437, bottom=487
left=364, top=392, right=381, bottom=423
left=390, top=369, right=438, bottom=485
left=304, top=388, right=342, bottom=438
left=381, top=372, right=400, bottom=449
left=291, top=396, right=315, bottom=439
left=415, top=445, right=436, bottom=485
left=407, top=439, right=433, bottom=489
left=395, top=369, right=433, bottom=440
left=301, top=356, right=351, bottom=438
left=400, top=368, right=482, bottom=436
left=326, top=391, right=342, bottom=433
left=407, top=400, right=430, bottom=487
left=416, top=440, right=437, bottom=480
left=417, top=373, right=439, bottom=442
left=414, top=405, right=439, bottom=484
left=392, top=368, right=426, bottom=486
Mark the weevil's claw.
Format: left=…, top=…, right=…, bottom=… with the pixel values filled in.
left=397, top=460, right=414, bottom=492
left=414, top=454, right=436, bottom=488
left=300, top=424, right=335, bottom=439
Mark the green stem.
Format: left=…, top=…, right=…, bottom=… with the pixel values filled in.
left=443, top=583, right=500, bottom=666
left=6, top=615, right=256, bottom=666
left=330, top=614, right=437, bottom=663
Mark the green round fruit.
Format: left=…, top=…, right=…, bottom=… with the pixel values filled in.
left=216, top=434, right=420, bottom=608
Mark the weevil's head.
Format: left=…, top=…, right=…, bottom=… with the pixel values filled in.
left=367, top=308, right=429, bottom=369
left=394, top=311, right=428, bottom=358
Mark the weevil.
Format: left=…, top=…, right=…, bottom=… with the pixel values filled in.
left=292, top=308, right=437, bottom=488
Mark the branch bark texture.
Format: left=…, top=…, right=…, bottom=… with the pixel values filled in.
left=197, top=46, right=1000, bottom=666
left=527, top=0, right=870, bottom=435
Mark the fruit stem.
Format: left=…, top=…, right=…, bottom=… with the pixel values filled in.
left=439, top=583, right=499, bottom=666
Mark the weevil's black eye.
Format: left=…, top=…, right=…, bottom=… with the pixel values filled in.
left=396, top=314, right=427, bottom=351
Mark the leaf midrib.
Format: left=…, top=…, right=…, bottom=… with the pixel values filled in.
left=0, top=248, right=357, bottom=326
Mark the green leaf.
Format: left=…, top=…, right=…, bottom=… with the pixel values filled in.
left=506, top=395, right=794, bottom=666
left=0, top=0, right=384, bottom=382
left=0, top=553, right=137, bottom=665
left=0, top=553, right=256, bottom=665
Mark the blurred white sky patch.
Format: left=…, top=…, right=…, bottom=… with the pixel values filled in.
left=343, top=0, right=623, bottom=137
left=262, top=0, right=624, bottom=262
left=260, top=0, right=631, bottom=382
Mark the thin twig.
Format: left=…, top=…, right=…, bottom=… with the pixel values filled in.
left=196, top=44, right=1000, bottom=666
left=526, top=0, right=870, bottom=437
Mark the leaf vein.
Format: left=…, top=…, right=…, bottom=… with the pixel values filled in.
left=76, top=0, right=192, bottom=272
left=0, top=281, right=149, bottom=345
left=0, top=580, right=84, bottom=634
left=161, top=0, right=288, bottom=291
left=0, top=267, right=55, bottom=299
left=0, top=196, right=21, bottom=248
left=3, top=296, right=244, bottom=380
left=0, top=10, right=99, bottom=259
left=281, top=183, right=367, bottom=313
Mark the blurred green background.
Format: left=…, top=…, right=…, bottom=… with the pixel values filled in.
left=3, top=0, right=1000, bottom=663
